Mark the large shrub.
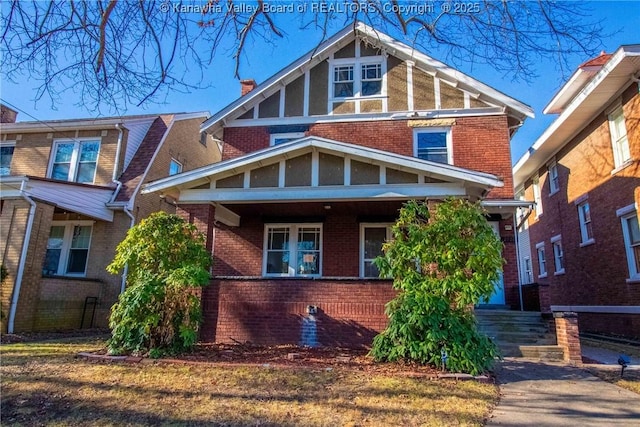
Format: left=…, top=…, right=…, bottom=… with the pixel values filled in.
left=370, top=199, right=502, bottom=374
left=107, top=212, right=211, bottom=356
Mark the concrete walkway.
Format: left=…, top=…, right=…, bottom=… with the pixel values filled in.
left=488, top=358, right=640, bottom=426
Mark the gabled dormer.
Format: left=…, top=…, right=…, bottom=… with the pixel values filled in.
left=202, top=22, right=533, bottom=139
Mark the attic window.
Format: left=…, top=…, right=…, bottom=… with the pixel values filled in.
left=361, top=63, right=382, bottom=96
left=333, top=65, right=354, bottom=97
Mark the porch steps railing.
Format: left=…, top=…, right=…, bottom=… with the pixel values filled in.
left=475, top=310, right=563, bottom=361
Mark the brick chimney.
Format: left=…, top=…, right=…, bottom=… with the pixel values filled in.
left=1, top=104, right=18, bottom=123
left=240, top=79, right=257, bottom=96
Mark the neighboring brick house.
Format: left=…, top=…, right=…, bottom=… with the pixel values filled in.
left=513, top=45, right=640, bottom=339
left=143, top=23, right=534, bottom=346
left=0, top=110, right=221, bottom=333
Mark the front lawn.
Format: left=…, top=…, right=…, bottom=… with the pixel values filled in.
left=1, top=338, right=498, bottom=426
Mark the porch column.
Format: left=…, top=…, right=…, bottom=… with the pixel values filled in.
left=176, top=204, right=216, bottom=252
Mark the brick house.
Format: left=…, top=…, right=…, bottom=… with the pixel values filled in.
left=143, top=23, right=534, bottom=346
left=0, top=110, right=221, bottom=333
left=513, top=45, right=640, bottom=339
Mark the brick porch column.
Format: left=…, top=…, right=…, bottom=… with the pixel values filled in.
left=554, top=312, right=582, bottom=364
left=176, top=204, right=215, bottom=252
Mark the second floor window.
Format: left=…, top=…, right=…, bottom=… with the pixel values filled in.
left=50, top=140, right=100, bottom=184
left=551, top=235, right=565, bottom=275
left=548, top=162, right=559, bottom=194
left=608, top=105, right=631, bottom=169
left=533, top=175, right=543, bottom=217
left=414, top=128, right=451, bottom=164
left=577, top=201, right=594, bottom=244
left=0, top=143, right=15, bottom=176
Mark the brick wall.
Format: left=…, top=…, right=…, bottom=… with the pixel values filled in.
left=222, top=116, right=514, bottom=199
left=201, top=278, right=396, bottom=347
left=523, top=84, right=640, bottom=338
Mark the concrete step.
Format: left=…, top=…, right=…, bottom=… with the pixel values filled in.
left=499, top=344, right=565, bottom=361
left=478, top=324, right=549, bottom=334
left=484, top=331, right=556, bottom=345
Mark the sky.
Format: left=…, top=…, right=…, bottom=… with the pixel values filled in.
left=1, top=1, right=638, bottom=165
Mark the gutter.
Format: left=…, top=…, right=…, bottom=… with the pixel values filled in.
left=7, top=180, right=37, bottom=333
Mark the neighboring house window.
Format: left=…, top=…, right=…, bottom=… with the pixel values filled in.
left=523, top=257, right=533, bottom=284
left=413, top=128, right=452, bottom=164
left=43, top=222, right=93, bottom=276
left=50, top=140, right=100, bottom=184
left=608, top=105, right=631, bottom=169
left=620, top=211, right=640, bottom=281
left=536, top=242, right=547, bottom=278
left=577, top=201, right=594, bottom=245
left=360, top=224, right=392, bottom=277
left=533, top=175, right=543, bottom=217
left=333, top=65, right=354, bottom=97
left=0, top=142, right=15, bottom=176
left=551, top=235, right=565, bottom=275
left=264, top=224, right=322, bottom=276
left=169, top=159, right=182, bottom=176
left=548, top=162, right=559, bottom=194
left=270, top=132, right=306, bottom=146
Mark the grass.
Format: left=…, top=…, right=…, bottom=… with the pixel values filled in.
left=1, top=338, right=498, bottom=426
left=586, top=366, right=640, bottom=395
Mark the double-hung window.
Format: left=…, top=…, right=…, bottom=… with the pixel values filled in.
left=333, top=65, right=354, bottom=98
left=577, top=201, right=594, bottom=245
left=50, top=139, right=100, bottom=183
left=43, top=222, right=93, bottom=276
left=548, top=162, right=559, bottom=194
left=551, top=235, right=565, bottom=275
left=264, top=224, right=322, bottom=277
left=414, top=128, right=452, bottom=164
left=0, top=142, right=15, bottom=176
left=523, top=257, right=533, bottom=284
left=620, top=209, right=640, bottom=281
left=533, top=175, right=543, bottom=217
left=608, top=105, right=631, bottom=169
left=536, top=242, right=547, bottom=278
left=361, top=63, right=382, bottom=96
left=360, top=224, right=392, bottom=277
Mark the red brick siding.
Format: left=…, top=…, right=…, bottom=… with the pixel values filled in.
left=200, top=278, right=396, bottom=346
left=524, top=84, right=640, bottom=338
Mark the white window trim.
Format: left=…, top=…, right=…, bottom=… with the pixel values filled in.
left=548, top=161, right=559, bottom=195
left=269, top=132, right=306, bottom=147
left=45, top=221, right=94, bottom=277
left=577, top=200, right=595, bottom=246
left=536, top=241, right=547, bottom=278
left=551, top=234, right=565, bottom=275
left=412, top=127, right=453, bottom=165
left=523, top=256, right=533, bottom=284
left=608, top=104, right=631, bottom=170
left=0, top=140, right=16, bottom=176
left=360, top=223, right=393, bottom=278
left=47, top=138, right=101, bottom=184
left=532, top=174, right=543, bottom=218
left=263, top=223, right=323, bottom=277
left=620, top=210, right=640, bottom=282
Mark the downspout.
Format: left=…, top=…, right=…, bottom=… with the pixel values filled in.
left=110, top=123, right=136, bottom=294
left=7, top=180, right=37, bottom=333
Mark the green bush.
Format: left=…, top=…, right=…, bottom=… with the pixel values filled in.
left=370, top=199, right=502, bottom=375
left=106, top=212, right=211, bottom=356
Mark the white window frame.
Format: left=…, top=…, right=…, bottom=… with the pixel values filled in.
left=577, top=199, right=595, bottom=246
left=536, top=241, right=547, bottom=278
left=0, top=141, right=16, bottom=176
left=608, top=105, right=631, bottom=170
left=618, top=205, right=640, bottom=282
left=263, top=223, right=322, bottom=277
left=47, top=138, right=101, bottom=184
left=169, top=158, right=183, bottom=176
left=329, top=56, right=386, bottom=101
left=43, top=221, right=94, bottom=277
left=523, top=256, right=533, bottom=284
left=412, top=127, right=453, bottom=165
left=360, top=223, right=393, bottom=278
left=269, top=132, right=306, bottom=147
left=548, top=161, right=559, bottom=195
left=551, top=235, right=565, bottom=275
left=533, top=174, right=543, bottom=217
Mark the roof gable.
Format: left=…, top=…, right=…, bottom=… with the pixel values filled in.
left=202, top=22, right=533, bottom=136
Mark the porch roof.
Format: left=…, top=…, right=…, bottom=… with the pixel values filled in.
left=0, top=176, right=114, bottom=221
